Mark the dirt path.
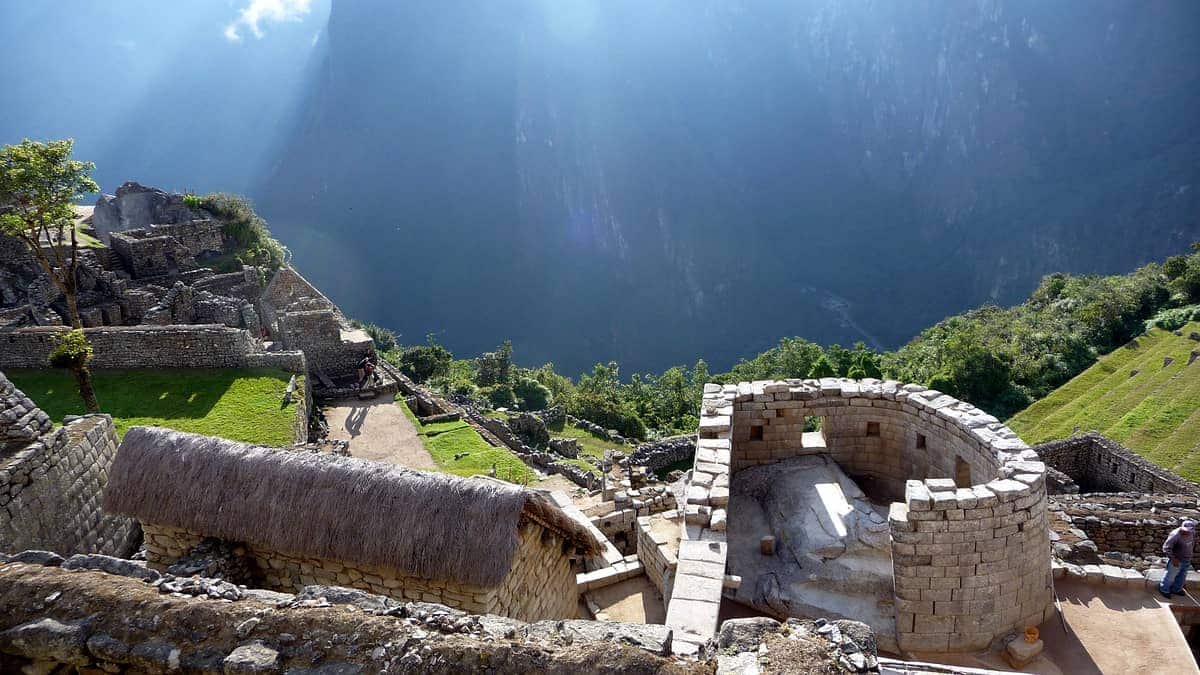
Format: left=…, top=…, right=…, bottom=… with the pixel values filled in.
left=914, top=578, right=1197, bottom=674
left=323, top=398, right=435, bottom=470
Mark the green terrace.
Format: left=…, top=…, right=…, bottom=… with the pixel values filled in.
left=397, top=399, right=535, bottom=484
left=7, top=368, right=300, bottom=447
left=1008, top=321, right=1200, bottom=480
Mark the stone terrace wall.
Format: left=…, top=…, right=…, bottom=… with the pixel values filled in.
left=0, top=372, right=53, bottom=453
left=142, top=520, right=577, bottom=623
left=0, top=414, right=138, bottom=557
left=1034, top=433, right=1200, bottom=496
left=0, top=325, right=305, bottom=374
left=1053, top=493, right=1200, bottom=566
left=705, top=378, right=1053, bottom=654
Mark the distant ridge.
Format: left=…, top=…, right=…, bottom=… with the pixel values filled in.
left=1008, top=322, right=1200, bottom=480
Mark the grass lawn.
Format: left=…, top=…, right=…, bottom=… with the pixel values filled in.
left=7, top=368, right=299, bottom=446
left=1008, top=321, right=1200, bottom=480
left=397, top=400, right=535, bottom=483
left=554, top=422, right=627, bottom=461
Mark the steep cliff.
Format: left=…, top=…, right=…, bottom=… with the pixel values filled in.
left=259, top=0, right=1200, bottom=374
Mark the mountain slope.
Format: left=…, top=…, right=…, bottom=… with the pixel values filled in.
left=1008, top=322, right=1200, bottom=478
left=257, top=0, right=1200, bottom=375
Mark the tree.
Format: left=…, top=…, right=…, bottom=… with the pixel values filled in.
left=808, top=354, right=836, bottom=378
left=0, top=139, right=101, bottom=412
left=48, top=329, right=100, bottom=413
left=394, top=333, right=452, bottom=382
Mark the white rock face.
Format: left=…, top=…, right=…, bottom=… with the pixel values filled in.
left=726, top=455, right=897, bottom=652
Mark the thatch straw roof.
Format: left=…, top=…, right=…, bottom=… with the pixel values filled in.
left=104, top=427, right=601, bottom=587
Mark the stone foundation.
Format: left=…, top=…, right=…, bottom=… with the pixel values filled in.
left=142, top=520, right=578, bottom=623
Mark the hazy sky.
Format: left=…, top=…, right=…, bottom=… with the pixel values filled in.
left=0, top=1, right=331, bottom=194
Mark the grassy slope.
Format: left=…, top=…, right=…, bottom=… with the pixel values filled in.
left=397, top=400, right=534, bottom=483
left=554, top=422, right=627, bottom=461
left=1008, top=322, right=1200, bottom=479
left=8, top=368, right=298, bottom=446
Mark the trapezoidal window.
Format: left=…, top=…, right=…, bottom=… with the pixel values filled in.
left=750, top=424, right=764, bottom=441
left=866, top=421, right=880, bottom=437
left=916, top=433, right=927, bottom=449
left=955, top=455, right=971, bottom=488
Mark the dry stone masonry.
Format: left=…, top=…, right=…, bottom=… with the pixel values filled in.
left=668, top=378, right=1053, bottom=656
left=0, top=372, right=138, bottom=558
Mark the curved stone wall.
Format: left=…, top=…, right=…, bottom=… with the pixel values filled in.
left=700, top=378, right=1053, bottom=654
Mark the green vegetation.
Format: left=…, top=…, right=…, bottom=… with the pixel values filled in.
left=199, top=192, right=287, bottom=270
left=1, top=138, right=103, bottom=412
left=555, top=421, right=625, bottom=461
left=396, top=399, right=535, bottom=483
left=1008, top=322, right=1200, bottom=480
left=7, top=368, right=298, bottom=446
left=48, top=329, right=100, bottom=412
left=370, top=244, right=1200, bottom=439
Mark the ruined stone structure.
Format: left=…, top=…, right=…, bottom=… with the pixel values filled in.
left=109, top=220, right=230, bottom=278
left=1035, top=433, right=1200, bottom=496
left=665, top=379, right=1053, bottom=656
left=0, top=372, right=138, bottom=557
left=104, top=427, right=600, bottom=623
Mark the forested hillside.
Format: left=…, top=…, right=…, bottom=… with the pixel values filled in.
left=373, top=246, right=1200, bottom=440
left=259, top=0, right=1200, bottom=375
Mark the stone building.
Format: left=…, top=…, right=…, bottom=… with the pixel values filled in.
left=103, top=427, right=601, bottom=622
left=662, top=378, right=1054, bottom=656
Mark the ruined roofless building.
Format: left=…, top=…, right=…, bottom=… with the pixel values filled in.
left=664, top=378, right=1054, bottom=655
left=102, top=427, right=601, bottom=622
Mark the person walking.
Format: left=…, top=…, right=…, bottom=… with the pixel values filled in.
left=1159, top=518, right=1196, bottom=599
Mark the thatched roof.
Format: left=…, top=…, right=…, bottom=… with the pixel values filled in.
left=104, top=427, right=601, bottom=587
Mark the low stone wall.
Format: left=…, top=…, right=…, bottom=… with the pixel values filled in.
left=1034, top=433, right=1200, bottom=496
left=1052, top=493, right=1200, bottom=567
left=566, top=415, right=628, bottom=444
left=0, top=561, right=682, bottom=673
left=0, top=325, right=307, bottom=374
left=142, top=520, right=577, bottom=623
left=628, top=436, right=695, bottom=472
left=0, top=414, right=138, bottom=557
left=637, top=512, right=681, bottom=602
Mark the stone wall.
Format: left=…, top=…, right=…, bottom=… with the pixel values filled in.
left=628, top=436, right=695, bottom=473
left=0, top=561, right=681, bottom=674
left=636, top=512, right=680, bottom=602
left=0, top=414, right=138, bottom=557
left=694, top=378, right=1053, bottom=655
left=0, top=372, right=53, bottom=453
left=1052, top=493, right=1200, bottom=567
left=109, top=220, right=229, bottom=279
left=0, top=325, right=305, bottom=374
left=142, top=519, right=578, bottom=623
left=1034, top=433, right=1200, bottom=496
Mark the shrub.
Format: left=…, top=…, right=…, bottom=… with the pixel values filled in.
left=481, top=384, right=516, bottom=409
left=182, top=193, right=202, bottom=210
left=199, top=192, right=286, bottom=270
left=513, top=377, right=552, bottom=410
left=396, top=338, right=452, bottom=383
left=568, top=391, right=647, bottom=440
left=49, top=329, right=93, bottom=370
left=351, top=320, right=396, bottom=352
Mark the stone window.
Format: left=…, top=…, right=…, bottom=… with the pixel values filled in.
left=866, top=421, right=880, bottom=437
left=916, top=433, right=927, bottom=449
left=750, top=424, right=764, bottom=441
left=955, top=455, right=971, bottom=488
